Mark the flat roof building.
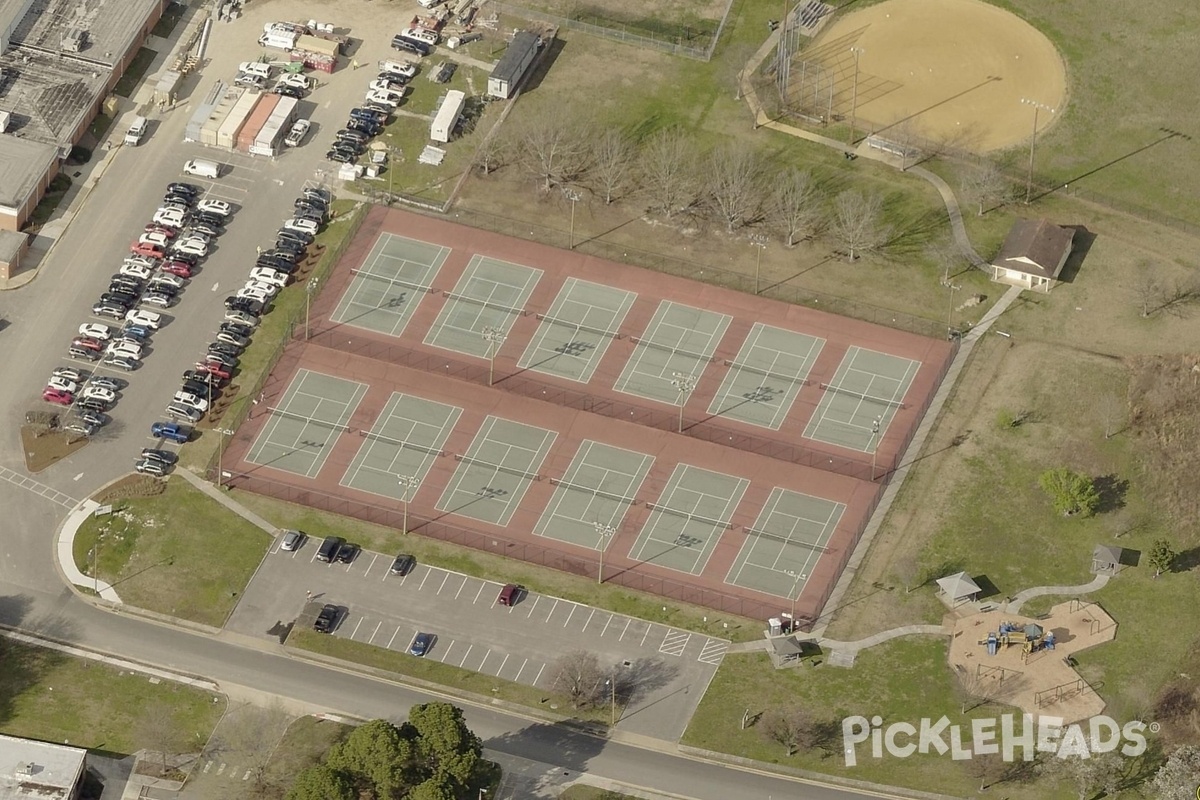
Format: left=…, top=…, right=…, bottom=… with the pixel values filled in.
left=487, top=30, right=540, bottom=100
left=0, top=734, right=87, bottom=800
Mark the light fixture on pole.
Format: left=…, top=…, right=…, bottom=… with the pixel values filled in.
left=482, top=326, right=506, bottom=386
left=564, top=187, right=582, bottom=250
left=1020, top=98, right=1055, bottom=204
left=398, top=475, right=419, bottom=534
left=946, top=282, right=961, bottom=337
left=784, top=569, right=805, bottom=621
left=478, top=789, right=487, bottom=800
left=749, top=233, right=769, bottom=295
left=604, top=676, right=617, bottom=726
left=869, top=416, right=882, bottom=481
left=305, top=276, right=320, bottom=340
left=848, top=46, right=865, bottom=146
left=594, top=521, right=616, bottom=584
left=670, top=372, right=698, bottom=433
left=215, top=427, right=236, bottom=489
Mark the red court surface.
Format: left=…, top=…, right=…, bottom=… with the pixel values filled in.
left=221, top=207, right=956, bottom=625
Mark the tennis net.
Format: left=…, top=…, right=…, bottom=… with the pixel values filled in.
left=745, top=525, right=830, bottom=553
left=548, top=477, right=637, bottom=506
left=358, top=428, right=445, bottom=458
left=455, top=453, right=542, bottom=482
left=724, top=359, right=810, bottom=387
left=819, top=383, right=906, bottom=409
left=443, top=290, right=528, bottom=317
left=536, top=313, right=623, bottom=340
left=629, top=336, right=715, bottom=365
left=351, top=268, right=435, bottom=294
left=267, top=407, right=352, bottom=432
left=644, top=502, right=734, bottom=530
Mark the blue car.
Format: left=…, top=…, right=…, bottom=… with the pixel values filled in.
left=123, top=323, right=151, bottom=341
left=409, top=632, right=435, bottom=657
left=150, top=421, right=190, bottom=443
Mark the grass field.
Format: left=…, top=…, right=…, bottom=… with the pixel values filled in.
left=558, top=787, right=637, bottom=800
left=72, top=479, right=271, bottom=627
left=0, top=639, right=224, bottom=757
left=233, top=490, right=759, bottom=642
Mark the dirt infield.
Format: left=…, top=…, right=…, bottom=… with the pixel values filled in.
left=802, top=0, right=1067, bottom=152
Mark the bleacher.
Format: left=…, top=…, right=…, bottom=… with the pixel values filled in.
left=794, top=0, right=833, bottom=35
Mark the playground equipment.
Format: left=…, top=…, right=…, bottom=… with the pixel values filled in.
left=979, top=622, right=1056, bottom=656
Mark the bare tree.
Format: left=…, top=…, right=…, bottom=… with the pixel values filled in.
left=589, top=128, right=635, bottom=205
left=1047, top=751, right=1125, bottom=800
left=1133, top=266, right=1200, bottom=318
left=965, top=752, right=1009, bottom=793
left=134, top=701, right=193, bottom=775
left=828, top=191, right=889, bottom=262
left=552, top=650, right=606, bottom=709
left=704, top=144, right=764, bottom=233
left=1097, top=391, right=1125, bottom=440
left=1153, top=744, right=1200, bottom=800
left=475, top=127, right=512, bottom=176
left=638, top=128, right=698, bottom=219
left=513, top=106, right=591, bottom=191
left=891, top=552, right=921, bottom=594
left=770, top=168, right=821, bottom=247
left=958, top=161, right=1012, bottom=216
left=924, top=234, right=964, bottom=285
left=211, top=703, right=291, bottom=795
left=952, top=664, right=1007, bottom=714
left=760, top=707, right=818, bottom=756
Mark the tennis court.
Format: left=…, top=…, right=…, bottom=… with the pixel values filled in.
left=725, top=488, right=845, bottom=598
left=435, top=415, right=557, bottom=526
left=614, top=301, right=732, bottom=404
left=424, top=255, right=542, bottom=358
left=533, top=440, right=655, bottom=550
left=803, top=346, right=922, bottom=452
left=330, top=233, right=450, bottom=336
left=707, top=323, right=825, bottom=430
left=628, top=464, right=749, bottom=575
left=339, top=392, right=462, bottom=500
left=246, top=370, right=368, bottom=478
left=517, top=278, right=638, bottom=383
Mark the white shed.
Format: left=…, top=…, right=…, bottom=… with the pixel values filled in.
left=430, top=90, right=466, bottom=143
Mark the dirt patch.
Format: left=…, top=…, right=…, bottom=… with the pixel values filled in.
left=96, top=475, right=166, bottom=504
left=803, top=0, right=1067, bottom=152
left=20, top=424, right=88, bottom=473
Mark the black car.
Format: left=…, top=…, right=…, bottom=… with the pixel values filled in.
left=208, top=341, right=243, bottom=358
left=163, top=191, right=195, bottom=208
left=170, top=251, right=201, bottom=266
left=277, top=226, right=314, bottom=244
left=389, top=553, right=416, bottom=576
left=294, top=207, right=326, bottom=226
left=183, top=369, right=221, bottom=387
left=346, top=118, right=383, bottom=137
left=316, top=536, right=344, bottom=562
left=295, top=196, right=329, bottom=215
left=108, top=279, right=142, bottom=295
left=313, top=604, right=339, bottom=633
left=76, top=397, right=110, bottom=414
left=325, top=148, right=357, bottom=164
left=167, top=182, right=201, bottom=198
left=350, top=107, right=388, bottom=124
left=100, top=291, right=138, bottom=308
left=391, top=35, right=430, bottom=56
left=204, top=351, right=239, bottom=370
left=141, top=447, right=177, bottom=465
left=223, top=295, right=264, bottom=314
left=334, top=542, right=359, bottom=564
left=192, top=211, right=227, bottom=229
left=146, top=281, right=181, bottom=298
left=272, top=85, right=305, bottom=99
left=274, top=244, right=307, bottom=262
left=260, top=247, right=300, bottom=263
left=220, top=321, right=255, bottom=339
left=302, top=187, right=333, bottom=204
left=189, top=222, right=222, bottom=239
left=181, top=378, right=210, bottom=397
left=334, top=129, right=368, bottom=146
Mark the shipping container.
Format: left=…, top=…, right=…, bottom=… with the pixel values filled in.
left=294, top=34, right=338, bottom=58
left=216, top=90, right=259, bottom=149
left=251, top=96, right=298, bottom=157
left=199, top=87, right=244, bottom=146
left=236, top=94, right=280, bottom=152
left=430, top=90, right=465, bottom=143
left=184, top=81, right=225, bottom=142
left=290, top=49, right=335, bottom=73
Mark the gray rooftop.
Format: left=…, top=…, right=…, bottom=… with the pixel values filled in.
left=490, top=30, right=539, bottom=84
left=0, top=227, right=26, bottom=258
left=0, top=131, right=56, bottom=207
left=0, top=48, right=108, bottom=147
left=9, top=0, right=159, bottom=69
left=0, top=734, right=87, bottom=800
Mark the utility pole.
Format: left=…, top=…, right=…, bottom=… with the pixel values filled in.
left=398, top=475, right=419, bottom=534
left=670, top=372, right=698, bottom=433
left=749, top=233, right=769, bottom=295
left=564, top=187, right=582, bottom=249
left=215, top=427, right=236, bottom=489
left=848, top=46, right=865, bottom=146
left=946, top=282, right=961, bottom=337
left=604, top=676, right=617, bottom=726
left=305, top=276, right=320, bottom=340
left=784, top=569, right=805, bottom=621
left=482, top=326, right=506, bottom=386
left=594, top=521, right=616, bottom=584
left=1021, top=98, right=1055, bottom=204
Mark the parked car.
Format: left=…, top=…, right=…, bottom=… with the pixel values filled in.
left=92, top=302, right=126, bottom=320
left=71, top=336, right=104, bottom=352
left=173, top=237, right=208, bottom=257
left=223, top=309, right=260, bottom=328
left=277, top=73, right=310, bottom=90
left=106, top=341, right=143, bottom=361
left=126, top=309, right=162, bottom=329
left=248, top=267, right=288, bottom=288
left=391, top=35, right=431, bottom=57
left=282, top=217, right=319, bottom=235
left=215, top=329, right=251, bottom=348
left=47, top=376, right=78, bottom=393
left=99, top=291, right=138, bottom=309
left=81, top=385, right=116, bottom=404
left=161, top=260, right=194, bottom=278
left=148, top=273, right=185, bottom=289
left=130, top=242, right=166, bottom=259
left=165, top=402, right=203, bottom=422
left=119, top=261, right=154, bottom=280
left=140, top=448, right=177, bottom=465
left=68, top=345, right=101, bottom=361
left=369, top=78, right=407, bottom=93
left=378, top=61, right=418, bottom=80
left=189, top=221, right=222, bottom=239
left=150, top=421, right=190, bottom=443
left=220, top=320, right=255, bottom=339
left=134, top=458, right=167, bottom=477
left=390, top=553, right=416, bottom=576
left=88, top=376, right=122, bottom=392
left=497, top=583, right=522, bottom=606
left=196, top=199, right=232, bottom=218
left=234, top=73, right=265, bottom=89
left=302, top=187, right=333, bottom=204
left=316, top=536, right=344, bottom=562
left=103, top=354, right=140, bottom=371
left=42, top=388, right=73, bottom=406
left=335, top=542, right=359, bottom=564
left=144, top=223, right=180, bottom=239
left=172, top=391, right=209, bottom=412
left=76, top=397, right=110, bottom=414
left=195, top=361, right=232, bottom=380
left=408, top=631, right=435, bottom=657
left=313, top=604, right=339, bottom=633
left=192, top=211, right=226, bottom=229
left=364, top=89, right=403, bottom=108
left=166, top=182, right=201, bottom=198
left=122, top=323, right=152, bottom=341
left=52, top=367, right=86, bottom=382
left=78, top=409, right=106, bottom=428
left=283, top=118, right=312, bottom=147
left=141, top=291, right=175, bottom=308
left=280, top=529, right=305, bottom=551
left=272, top=84, right=304, bottom=99
left=334, top=128, right=369, bottom=146
left=325, top=147, right=357, bottom=164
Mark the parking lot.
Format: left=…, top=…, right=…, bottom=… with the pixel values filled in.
left=227, top=538, right=728, bottom=740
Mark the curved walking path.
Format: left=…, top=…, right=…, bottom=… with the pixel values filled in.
left=56, top=498, right=122, bottom=603
left=1006, top=574, right=1110, bottom=615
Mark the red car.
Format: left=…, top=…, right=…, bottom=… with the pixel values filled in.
left=130, top=242, right=166, bottom=258
left=195, top=361, right=231, bottom=380
left=144, top=223, right=180, bottom=239
left=42, top=388, right=74, bottom=406
left=161, top=260, right=193, bottom=278
left=71, top=336, right=104, bottom=352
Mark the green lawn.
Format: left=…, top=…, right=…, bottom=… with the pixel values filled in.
left=72, top=480, right=271, bottom=627
left=233, top=490, right=759, bottom=642
left=558, top=787, right=637, bottom=800
left=113, top=47, right=157, bottom=98
left=290, top=628, right=607, bottom=725
left=0, top=639, right=224, bottom=757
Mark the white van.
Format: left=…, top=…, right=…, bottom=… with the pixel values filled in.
left=124, top=115, right=148, bottom=146
left=182, top=159, right=220, bottom=179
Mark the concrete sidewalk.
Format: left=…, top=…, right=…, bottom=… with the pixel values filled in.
left=55, top=498, right=122, bottom=602
left=177, top=468, right=278, bottom=534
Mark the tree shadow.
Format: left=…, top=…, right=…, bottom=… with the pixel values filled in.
left=482, top=719, right=608, bottom=777
left=612, top=656, right=679, bottom=706
left=0, top=594, right=66, bottom=730
left=1171, top=546, right=1200, bottom=573
left=1093, top=474, right=1129, bottom=514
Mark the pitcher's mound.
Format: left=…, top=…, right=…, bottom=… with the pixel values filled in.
left=800, top=0, right=1066, bottom=153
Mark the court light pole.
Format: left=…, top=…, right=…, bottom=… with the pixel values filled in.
left=398, top=475, right=419, bottom=534
left=946, top=282, right=961, bottom=337
left=564, top=187, right=582, bottom=249
left=1021, top=98, right=1055, bottom=204
left=215, top=427, right=236, bottom=489
left=305, top=276, right=320, bottom=340
left=749, top=233, right=769, bottom=295
left=848, top=46, right=865, bottom=146
left=670, top=372, right=698, bottom=433
left=594, top=521, right=616, bottom=585
left=869, top=415, right=882, bottom=481
left=482, top=326, right=506, bottom=386
left=784, top=569, right=806, bottom=622
left=604, top=675, right=617, bottom=726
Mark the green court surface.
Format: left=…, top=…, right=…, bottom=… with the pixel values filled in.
left=533, top=440, right=655, bottom=549
left=517, top=278, right=638, bottom=383
left=435, top=415, right=557, bottom=526
left=725, top=488, right=845, bottom=599
left=707, top=323, right=825, bottom=430
left=627, top=464, right=748, bottom=575
left=339, top=393, right=463, bottom=500
left=614, top=301, right=732, bottom=405
left=423, top=255, right=542, bottom=358
left=330, top=233, right=450, bottom=336
left=803, top=346, right=922, bottom=452
left=246, top=370, right=367, bottom=478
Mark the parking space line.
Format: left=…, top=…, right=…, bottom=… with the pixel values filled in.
left=454, top=576, right=469, bottom=600
left=309, top=550, right=320, bottom=563
left=514, top=658, right=528, bottom=682
left=363, top=554, right=378, bottom=578
left=525, top=596, right=540, bottom=617
left=544, top=599, right=558, bottom=623
left=368, top=621, right=382, bottom=644
left=640, top=624, right=653, bottom=647
left=387, top=626, right=400, bottom=649
left=344, top=559, right=354, bottom=572
left=619, top=618, right=632, bottom=641
left=441, top=641, right=455, bottom=662
left=562, top=604, right=577, bottom=628
left=496, top=653, right=509, bottom=676
left=458, top=645, right=473, bottom=668
left=437, top=573, right=450, bottom=594
left=533, top=663, right=545, bottom=687
left=580, top=609, right=596, bottom=632
left=600, top=614, right=613, bottom=636
left=478, top=649, right=490, bottom=671
left=473, top=583, right=485, bottom=604
left=350, top=617, right=363, bottom=639
left=418, top=570, right=432, bottom=591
